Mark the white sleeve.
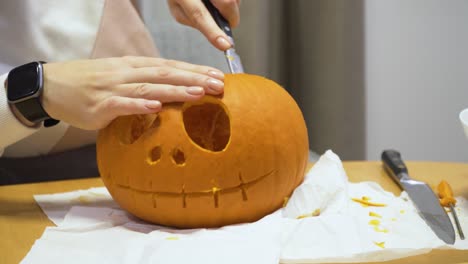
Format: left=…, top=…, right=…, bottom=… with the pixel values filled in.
left=0, top=72, right=38, bottom=156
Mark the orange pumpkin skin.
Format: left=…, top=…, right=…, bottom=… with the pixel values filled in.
left=97, top=74, right=309, bottom=228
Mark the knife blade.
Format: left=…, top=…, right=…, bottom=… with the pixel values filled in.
left=381, top=150, right=455, bottom=244
left=202, top=0, right=244, bottom=73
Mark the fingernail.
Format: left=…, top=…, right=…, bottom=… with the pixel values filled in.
left=226, top=36, right=234, bottom=46
left=216, top=36, right=231, bottom=50
left=208, top=70, right=224, bottom=80
left=207, top=78, right=224, bottom=91
left=208, top=87, right=222, bottom=95
left=145, top=100, right=161, bottom=109
left=186, top=86, right=204, bottom=95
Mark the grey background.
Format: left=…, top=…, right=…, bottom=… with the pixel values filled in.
left=140, top=0, right=468, bottom=162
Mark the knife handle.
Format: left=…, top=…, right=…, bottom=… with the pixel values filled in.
left=202, top=0, right=234, bottom=39
left=381, top=150, right=409, bottom=182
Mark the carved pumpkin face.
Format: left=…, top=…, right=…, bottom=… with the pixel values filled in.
left=97, top=74, right=309, bottom=228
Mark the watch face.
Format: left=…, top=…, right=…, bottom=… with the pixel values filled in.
left=7, top=62, right=41, bottom=102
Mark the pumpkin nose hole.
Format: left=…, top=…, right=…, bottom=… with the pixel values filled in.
left=149, top=146, right=162, bottom=163
left=172, top=148, right=186, bottom=165
left=183, top=103, right=230, bottom=151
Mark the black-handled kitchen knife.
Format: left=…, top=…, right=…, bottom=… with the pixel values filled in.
left=202, top=0, right=244, bottom=73
left=381, top=150, right=455, bottom=244
left=202, top=0, right=232, bottom=38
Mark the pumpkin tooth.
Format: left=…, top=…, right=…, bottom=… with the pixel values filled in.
left=238, top=173, right=248, bottom=201
left=182, top=185, right=187, bottom=208
left=152, top=193, right=157, bottom=208
left=212, top=187, right=220, bottom=208
left=241, top=188, right=248, bottom=201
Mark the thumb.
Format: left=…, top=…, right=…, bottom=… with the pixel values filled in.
left=179, top=0, right=232, bottom=51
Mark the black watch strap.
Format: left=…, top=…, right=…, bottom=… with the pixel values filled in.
left=15, top=99, right=60, bottom=127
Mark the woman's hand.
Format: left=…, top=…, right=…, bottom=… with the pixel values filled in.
left=167, top=0, right=240, bottom=51
left=42, top=56, right=224, bottom=130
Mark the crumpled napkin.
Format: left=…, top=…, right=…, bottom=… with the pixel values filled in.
left=23, top=150, right=468, bottom=264
left=22, top=206, right=282, bottom=264
left=281, top=151, right=468, bottom=263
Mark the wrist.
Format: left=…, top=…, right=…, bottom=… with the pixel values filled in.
left=40, top=63, right=57, bottom=120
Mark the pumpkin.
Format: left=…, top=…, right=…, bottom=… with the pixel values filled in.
left=96, top=73, right=309, bottom=228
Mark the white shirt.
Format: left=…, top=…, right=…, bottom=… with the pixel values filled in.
left=0, top=0, right=158, bottom=158
left=0, top=1, right=105, bottom=157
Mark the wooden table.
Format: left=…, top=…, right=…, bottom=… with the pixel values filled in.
left=1, top=161, right=467, bottom=264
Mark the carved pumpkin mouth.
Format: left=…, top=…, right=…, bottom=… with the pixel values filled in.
left=107, top=169, right=275, bottom=208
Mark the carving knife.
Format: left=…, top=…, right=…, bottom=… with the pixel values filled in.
left=381, top=150, right=455, bottom=244
left=202, top=0, right=244, bottom=73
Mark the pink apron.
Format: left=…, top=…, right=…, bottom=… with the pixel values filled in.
left=52, top=0, right=159, bottom=153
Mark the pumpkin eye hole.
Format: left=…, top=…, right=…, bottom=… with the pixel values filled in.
left=182, top=103, right=230, bottom=152
left=150, top=115, right=161, bottom=129
left=172, top=148, right=186, bottom=166
left=149, top=146, right=162, bottom=163
left=128, top=117, right=147, bottom=144
left=120, top=114, right=159, bottom=144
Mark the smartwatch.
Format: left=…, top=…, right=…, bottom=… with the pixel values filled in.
left=5, top=61, right=59, bottom=127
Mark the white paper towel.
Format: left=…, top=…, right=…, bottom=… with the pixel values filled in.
left=24, top=150, right=468, bottom=264
left=23, top=206, right=283, bottom=264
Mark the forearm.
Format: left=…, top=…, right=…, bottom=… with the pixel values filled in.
left=0, top=72, right=38, bottom=154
